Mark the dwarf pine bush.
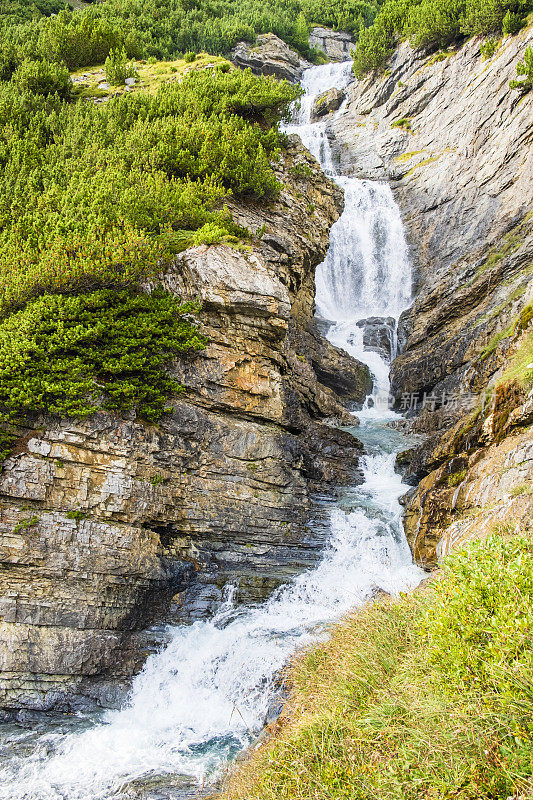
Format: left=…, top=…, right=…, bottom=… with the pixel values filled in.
left=353, top=0, right=531, bottom=76
left=0, top=68, right=300, bottom=316
left=104, top=46, right=138, bottom=85
left=0, top=289, right=206, bottom=426
left=510, top=45, right=533, bottom=92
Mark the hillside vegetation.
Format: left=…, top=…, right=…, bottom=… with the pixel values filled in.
left=353, top=0, right=532, bottom=75
left=225, top=527, right=533, bottom=799
left=0, top=2, right=305, bottom=441
left=1, top=0, right=380, bottom=74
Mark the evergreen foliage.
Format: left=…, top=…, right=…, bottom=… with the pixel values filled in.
left=510, top=44, right=533, bottom=90
left=0, top=0, right=383, bottom=74
left=0, top=289, right=206, bottom=425
left=0, top=3, right=305, bottom=440
left=0, top=68, right=299, bottom=316
left=104, top=46, right=138, bottom=85
left=353, top=0, right=531, bottom=76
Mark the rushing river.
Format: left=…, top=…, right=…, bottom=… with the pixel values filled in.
left=0, top=62, right=424, bottom=799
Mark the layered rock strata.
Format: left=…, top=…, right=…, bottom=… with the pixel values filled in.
left=309, top=27, right=354, bottom=61
left=0, top=139, right=371, bottom=711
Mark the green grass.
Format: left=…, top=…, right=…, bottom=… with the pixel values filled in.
left=225, top=530, right=533, bottom=800
left=393, top=149, right=425, bottom=163
left=475, top=218, right=530, bottom=279
left=71, top=53, right=232, bottom=99
left=424, top=49, right=453, bottom=66
left=481, top=302, right=533, bottom=361
left=511, top=484, right=532, bottom=497
left=391, top=116, right=413, bottom=132
left=496, top=328, right=533, bottom=389
left=446, top=469, right=467, bottom=487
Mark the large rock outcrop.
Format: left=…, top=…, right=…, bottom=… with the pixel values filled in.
left=0, top=139, right=371, bottom=712
left=330, top=27, right=533, bottom=564
left=230, top=34, right=310, bottom=82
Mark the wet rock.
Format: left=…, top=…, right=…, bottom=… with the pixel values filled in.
left=331, top=27, right=533, bottom=564
left=230, top=33, right=311, bottom=82
left=309, top=26, right=354, bottom=62
left=289, top=318, right=372, bottom=408
left=310, top=87, right=345, bottom=122
left=356, top=316, right=396, bottom=361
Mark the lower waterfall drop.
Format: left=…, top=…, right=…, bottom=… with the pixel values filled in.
left=0, top=62, right=425, bottom=800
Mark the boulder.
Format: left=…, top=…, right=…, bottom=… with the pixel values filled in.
left=230, top=33, right=311, bottom=82
left=310, top=87, right=345, bottom=122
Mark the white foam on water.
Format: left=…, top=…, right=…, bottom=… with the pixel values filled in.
left=0, top=61, right=424, bottom=800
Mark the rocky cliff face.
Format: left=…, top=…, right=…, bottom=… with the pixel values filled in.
left=331, top=27, right=533, bottom=564
left=0, top=139, right=371, bottom=713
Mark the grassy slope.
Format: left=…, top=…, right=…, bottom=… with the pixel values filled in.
left=223, top=526, right=533, bottom=800
left=71, top=53, right=231, bottom=99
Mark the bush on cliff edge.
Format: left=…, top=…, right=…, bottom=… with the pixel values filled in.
left=0, top=288, right=206, bottom=459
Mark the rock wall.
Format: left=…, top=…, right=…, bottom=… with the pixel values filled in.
left=309, top=27, right=354, bottom=61
left=0, top=139, right=371, bottom=712
left=331, top=27, right=533, bottom=564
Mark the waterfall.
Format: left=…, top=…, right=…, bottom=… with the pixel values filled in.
left=0, top=62, right=424, bottom=800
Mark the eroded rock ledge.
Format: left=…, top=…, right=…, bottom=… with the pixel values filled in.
left=0, top=139, right=371, bottom=712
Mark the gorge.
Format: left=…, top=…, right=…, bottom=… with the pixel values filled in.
left=0, top=4, right=532, bottom=798
left=0, top=57, right=428, bottom=800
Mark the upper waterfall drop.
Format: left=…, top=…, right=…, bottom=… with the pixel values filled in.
left=315, top=178, right=412, bottom=323
left=284, top=61, right=413, bottom=409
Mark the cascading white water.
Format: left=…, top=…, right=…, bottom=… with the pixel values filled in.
left=0, top=62, right=424, bottom=800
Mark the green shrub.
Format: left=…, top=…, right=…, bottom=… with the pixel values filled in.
left=391, top=116, right=413, bottom=130
left=13, top=516, right=39, bottom=534
left=352, top=0, right=529, bottom=76
left=502, top=8, right=523, bottom=33
left=480, top=37, right=499, bottom=58
left=0, top=69, right=299, bottom=316
left=12, top=58, right=72, bottom=99
left=183, top=51, right=196, bottom=62
left=0, top=289, right=206, bottom=428
left=0, top=0, right=380, bottom=70
left=104, top=46, right=138, bottom=85
left=510, top=45, right=533, bottom=92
